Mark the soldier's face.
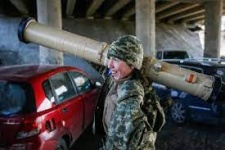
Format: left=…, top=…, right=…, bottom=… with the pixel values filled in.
left=108, top=57, right=133, bottom=80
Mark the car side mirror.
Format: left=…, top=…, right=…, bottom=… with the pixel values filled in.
left=95, top=81, right=102, bottom=87
left=90, top=81, right=102, bottom=88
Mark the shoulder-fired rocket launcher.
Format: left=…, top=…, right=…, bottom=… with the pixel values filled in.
left=18, top=17, right=224, bottom=102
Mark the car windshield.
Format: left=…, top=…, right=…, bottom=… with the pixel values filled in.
left=0, top=81, right=35, bottom=116
left=163, top=51, right=189, bottom=59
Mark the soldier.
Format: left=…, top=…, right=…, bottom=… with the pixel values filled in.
left=94, top=35, right=158, bottom=150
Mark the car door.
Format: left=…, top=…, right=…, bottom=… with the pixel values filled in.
left=69, top=71, right=98, bottom=128
left=50, top=72, right=84, bottom=140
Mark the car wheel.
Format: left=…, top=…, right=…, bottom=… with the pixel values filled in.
left=55, top=138, right=68, bottom=150
left=171, top=101, right=187, bottom=124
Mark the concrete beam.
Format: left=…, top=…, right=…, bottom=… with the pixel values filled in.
left=157, top=3, right=200, bottom=20
left=188, top=11, right=225, bottom=25
left=86, top=0, right=105, bottom=17
left=156, top=1, right=180, bottom=13
left=159, top=0, right=208, bottom=2
left=177, top=0, right=209, bottom=2
left=37, top=0, right=63, bottom=64
left=188, top=18, right=205, bottom=25
left=181, top=13, right=204, bottom=24
left=66, top=0, right=76, bottom=18
left=9, top=0, right=28, bottom=15
left=136, top=0, right=155, bottom=56
left=122, top=7, right=135, bottom=19
left=204, top=0, right=223, bottom=57
left=168, top=6, right=204, bottom=23
left=105, top=0, right=131, bottom=17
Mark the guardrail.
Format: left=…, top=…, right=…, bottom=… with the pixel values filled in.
left=185, top=57, right=225, bottom=64
left=161, top=57, right=225, bottom=64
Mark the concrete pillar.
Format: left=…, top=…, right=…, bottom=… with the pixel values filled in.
left=37, top=0, right=63, bottom=64
left=204, top=0, right=223, bottom=58
left=135, top=0, right=155, bottom=57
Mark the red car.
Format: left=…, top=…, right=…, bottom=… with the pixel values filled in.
left=0, top=65, right=101, bottom=150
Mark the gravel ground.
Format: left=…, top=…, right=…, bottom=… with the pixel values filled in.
left=72, top=121, right=225, bottom=150
left=156, top=121, right=225, bottom=150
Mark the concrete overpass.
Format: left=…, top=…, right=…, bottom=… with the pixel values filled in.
left=2, top=0, right=224, bottom=25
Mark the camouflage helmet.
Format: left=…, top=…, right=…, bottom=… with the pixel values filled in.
left=107, top=35, right=144, bottom=70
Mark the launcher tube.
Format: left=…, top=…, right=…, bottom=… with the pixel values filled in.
left=18, top=17, right=219, bottom=101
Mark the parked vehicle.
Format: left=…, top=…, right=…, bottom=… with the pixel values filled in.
left=0, top=65, right=101, bottom=150
left=153, top=59, right=225, bottom=125
left=156, top=50, right=190, bottom=60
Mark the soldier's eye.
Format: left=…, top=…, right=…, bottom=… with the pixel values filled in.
left=113, top=58, right=120, bottom=62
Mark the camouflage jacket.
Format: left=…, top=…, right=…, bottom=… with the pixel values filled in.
left=95, top=76, right=156, bottom=150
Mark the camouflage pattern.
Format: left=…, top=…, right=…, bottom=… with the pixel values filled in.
left=94, top=76, right=114, bottom=136
left=94, top=35, right=157, bottom=150
left=102, top=78, right=156, bottom=150
left=107, top=35, right=144, bottom=70
left=141, top=76, right=166, bottom=132
left=94, top=75, right=164, bottom=150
